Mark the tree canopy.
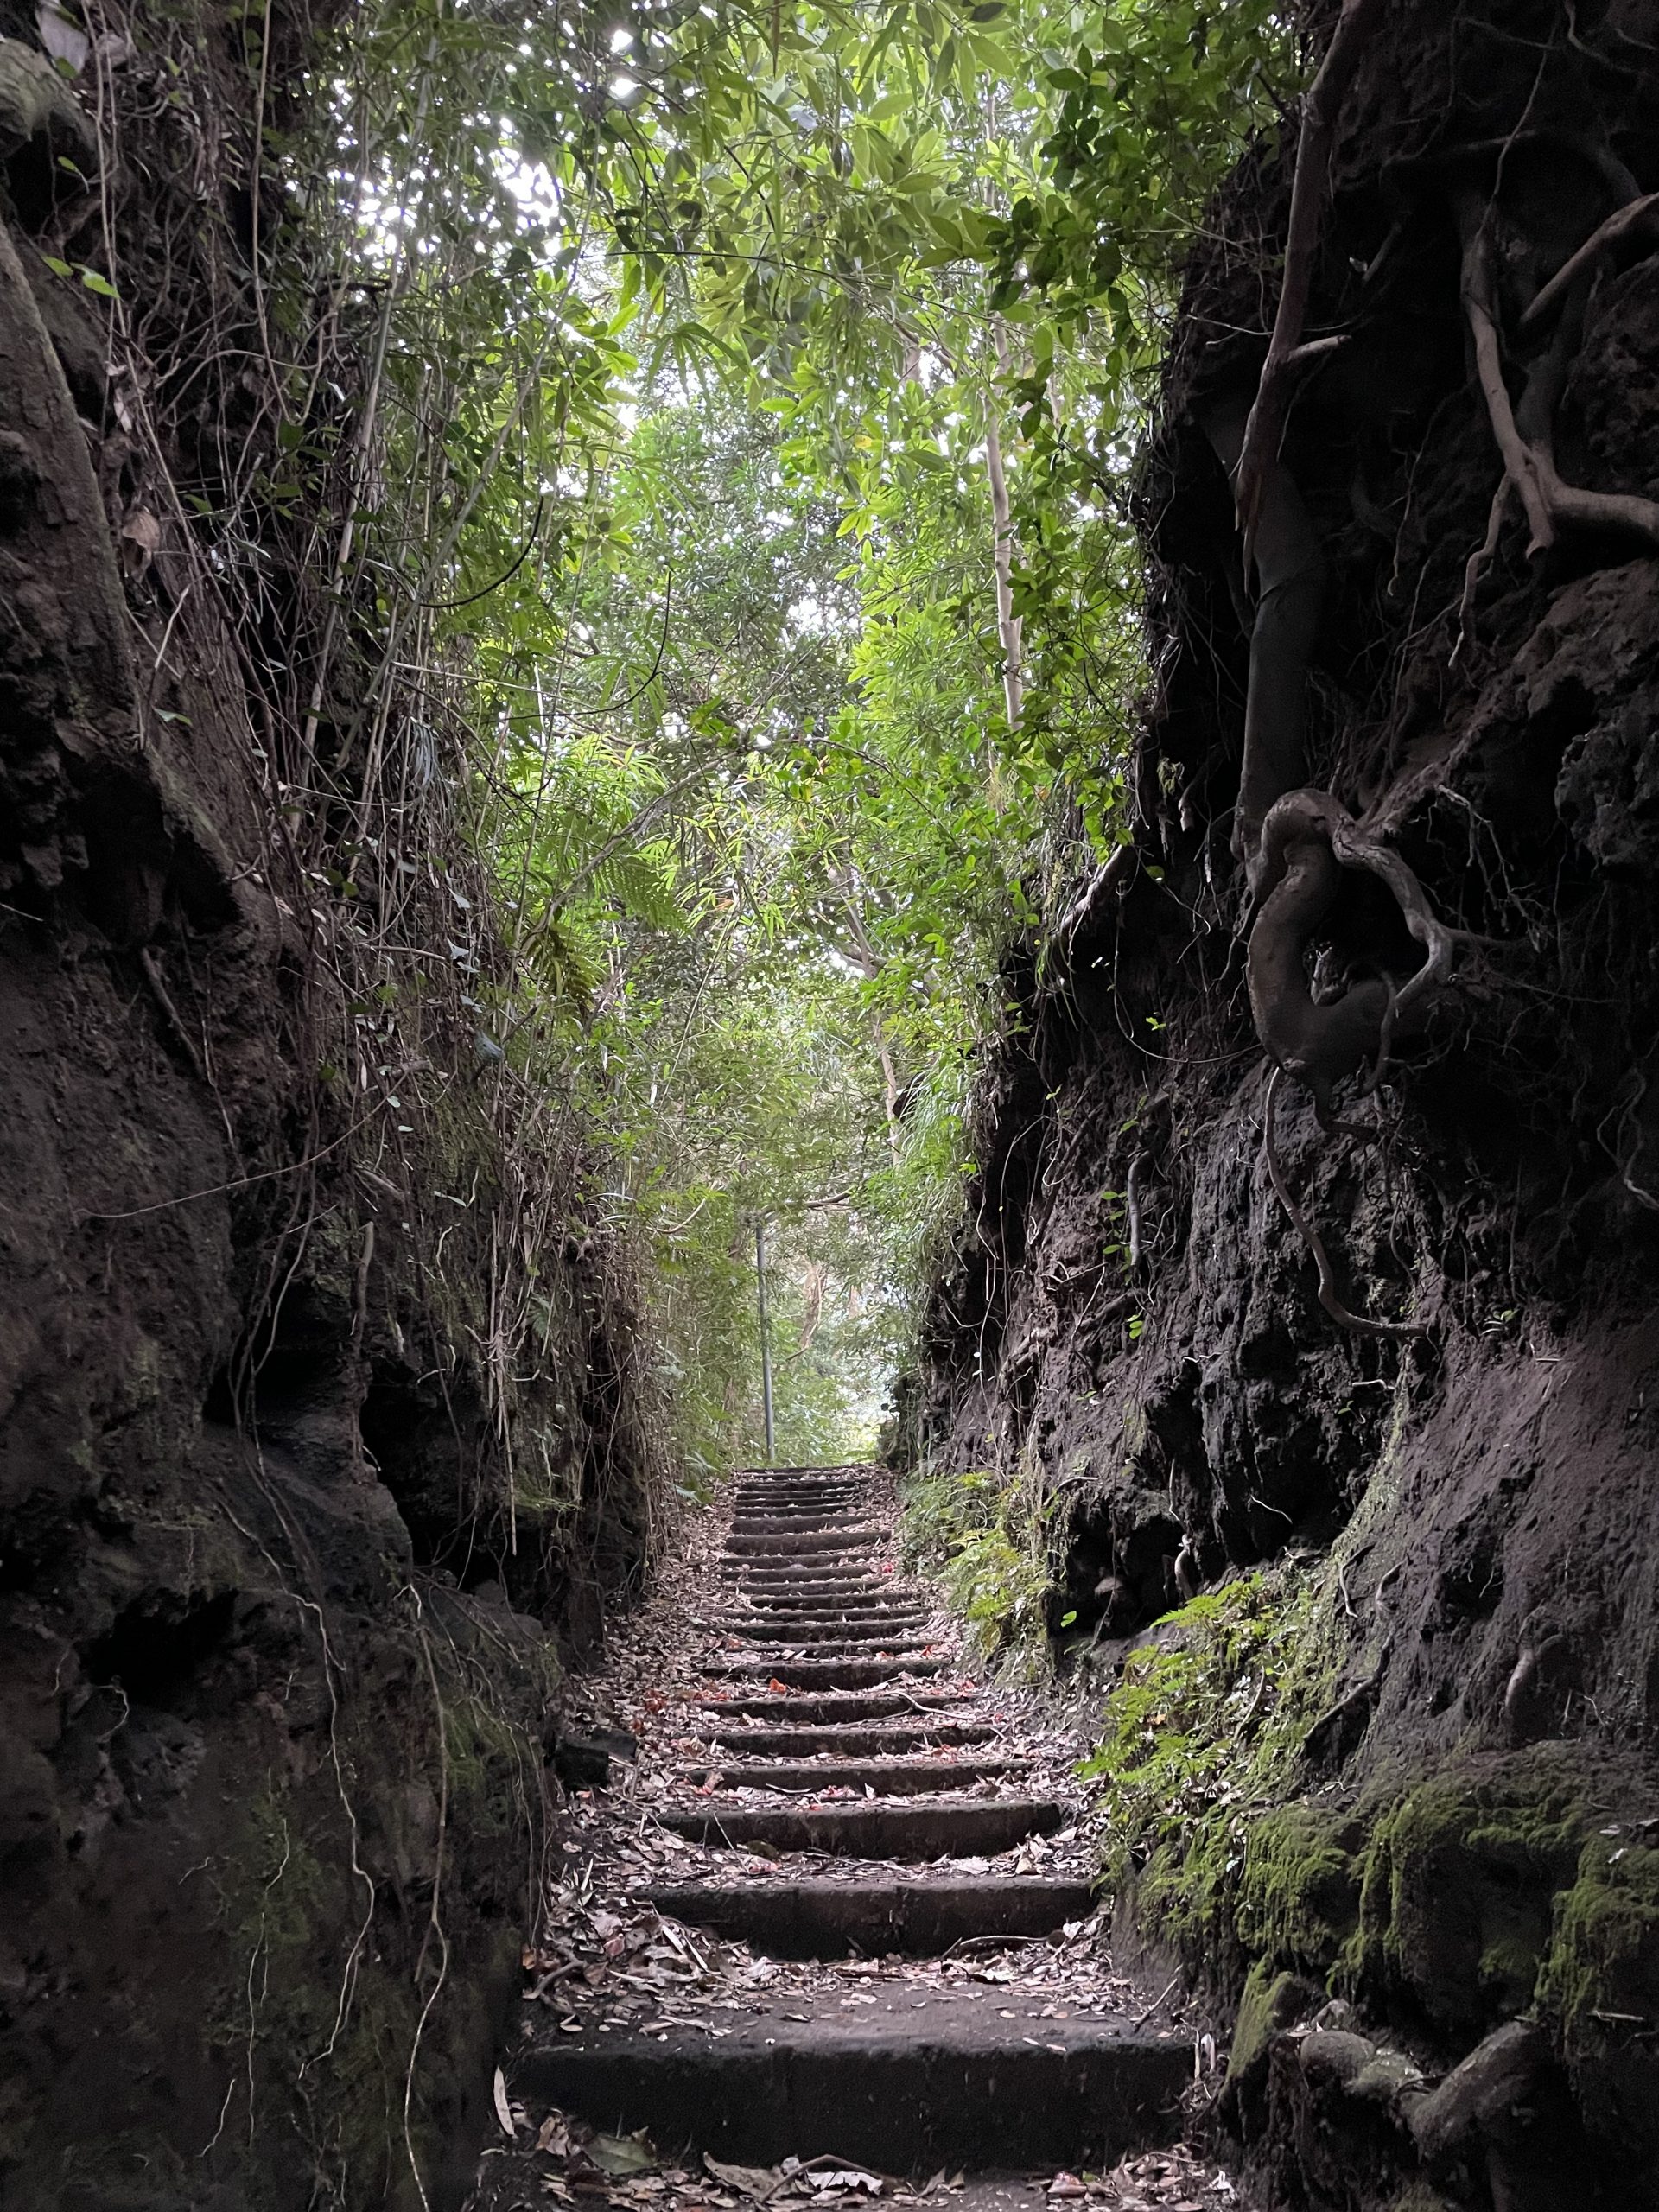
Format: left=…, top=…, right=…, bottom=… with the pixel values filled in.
left=270, top=0, right=1308, bottom=1471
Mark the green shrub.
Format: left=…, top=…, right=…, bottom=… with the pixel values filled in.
left=899, top=1465, right=1054, bottom=1662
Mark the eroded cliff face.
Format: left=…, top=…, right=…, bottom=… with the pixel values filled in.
left=0, top=10, right=664, bottom=2207
left=916, top=3, right=1659, bottom=2202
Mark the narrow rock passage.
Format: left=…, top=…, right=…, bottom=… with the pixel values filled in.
left=471, top=1467, right=1237, bottom=2211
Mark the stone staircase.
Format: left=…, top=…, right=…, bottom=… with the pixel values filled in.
left=505, top=1463, right=1191, bottom=2178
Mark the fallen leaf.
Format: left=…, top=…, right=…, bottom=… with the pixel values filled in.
left=37, top=1, right=90, bottom=70
left=492, top=2066, right=516, bottom=2139
left=704, top=2155, right=785, bottom=2200
left=590, top=2131, right=660, bottom=2176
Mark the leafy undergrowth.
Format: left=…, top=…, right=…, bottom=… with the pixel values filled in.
left=1078, top=1575, right=1302, bottom=1869
left=897, top=1465, right=1055, bottom=1669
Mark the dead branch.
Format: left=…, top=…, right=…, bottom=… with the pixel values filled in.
left=1232, top=0, right=1389, bottom=566
left=1262, top=1068, right=1428, bottom=1342
left=1057, top=841, right=1136, bottom=946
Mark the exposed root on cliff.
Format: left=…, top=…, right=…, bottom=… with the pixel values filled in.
left=1230, top=0, right=1388, bottom=570
left=1459, top=197, right=1659, bottom=557
left=1262, top=1067, right=1428, bottom=1343
left=1249, top=786, right=1459, bottom=1113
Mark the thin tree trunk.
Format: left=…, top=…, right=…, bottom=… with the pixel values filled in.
left=835, top=878, right=904, bottom=1156
left=986, top=316, right=1023, bottom=730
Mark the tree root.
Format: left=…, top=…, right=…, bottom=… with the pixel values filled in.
left=1249, top=786, right=1458, bottom=1109
left=1520, top=188, right=1659, bottom=334
left=1232, top=0, right=1388, bottom=568
left=1262, top=1067, right=1429, bottom=1342
left=1203, top=400, right=1325, bottom=874
left=1460, top=204, right=1659, bottom=555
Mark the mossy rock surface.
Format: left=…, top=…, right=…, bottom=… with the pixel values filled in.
left=1236, top=1802, right=1361, bottom=1974
left=1351, top=1763, right=1584, bottom=2033
left=1224, top=1961, right=1322, bottom=2126
left=1536, top=1836, right=1659, bottom=2175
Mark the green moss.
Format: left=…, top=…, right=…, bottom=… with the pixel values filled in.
left=1079, top=1572, right=1342, bottom=1983
left=1348, top=1763, right=1584, bottom=2031
left=1538, top=1838, right=1659, bottom=2050
left=1224, top=1961, right=1319, bottom=2093
left=1236, top=1803, right=1362, bottom=1974
left=1077, top=1541, right=1642, bottom=2052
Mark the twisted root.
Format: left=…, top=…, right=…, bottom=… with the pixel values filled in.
left=1249, top=788, right=1457, bottom=1112
left=1460, top=198, right=1659, bottom=556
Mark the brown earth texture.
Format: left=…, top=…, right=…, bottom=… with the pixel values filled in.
left=912, top=3, right=1659, bottom=2207
left=0, top=1, right=667, bottom=2204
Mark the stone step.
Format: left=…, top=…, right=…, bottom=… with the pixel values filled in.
left=734, top=1465, right=873, bottom=1479
left=734, top=1490, right=866, bottom=1505
left=734, top=1522, right=875, bottom=1539
left=645, top=1874, right=1096, bottom=1958
left=739, top=1503, right=875, bottom=1522
left=721, top=1555, right=881, bottom=1575
left=734, top=1484, right=867, bottom=1503
left=712, top=1639, right=939, bottom=1666
left=511, top=1997, right=1185, bottom=2171
left=723, top=1572, right=898, bottom=1594
left=703, top=1656, right=953, bottom=1689
left=734, top=1610, right=929, bottom=1628
left=720, top=1561, right=886, bottom=1581
left=704, top=1719, right=999, bottom=1757
left=719, top=1616, right=932, bottom=1643
left=726, top=1592, right=925, bottom=1611
left=734, top=1503, right=875, bottom=1522
left=656, top=1796, right=1065, bottom=1858
left=723, top=1527, right=883, bottom=1554
left=731, top=1504, right=865, bottom=1522
left=685, top=1758, right=1027, bottom=1795
left=737, top=1578, right=917, bottom=1597
left=724, top=1601, right=913, bottom=1618
left=724, top=1621, right=933, bottom=1642
left=697, top=1689, right=972, bottom=1725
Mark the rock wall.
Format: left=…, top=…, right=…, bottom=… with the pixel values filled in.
left=915, top=3, right=1659, bottom=2203
left=0, top=9, right=667, bottom=2206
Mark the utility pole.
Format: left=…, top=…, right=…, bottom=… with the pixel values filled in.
left=754, top=1217, right=775, bottom=1465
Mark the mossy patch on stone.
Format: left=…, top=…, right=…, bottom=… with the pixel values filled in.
left=1224, top=1960, right=1322, bottom=2117
left=1350, top=1759, right=1583, bottom=2032
left=1535, top=1834, right=1659, bottom=2173
left=1083, top=1569, right=1351, bottom=1990
left=1236, top=1802, right=1362, bottom=1974
left=1538, top=1835, right=1659, bottom=2043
